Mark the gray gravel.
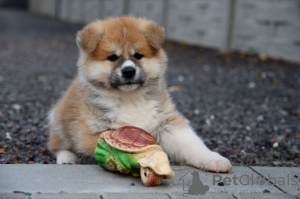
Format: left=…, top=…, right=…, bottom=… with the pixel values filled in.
left=0, top=9, right=299, bottom=166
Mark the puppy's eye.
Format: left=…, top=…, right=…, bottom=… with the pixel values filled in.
left=107, top=54, right=118, bottom=62
left=134, top=53, right=143, bottom=60
left=144, top=169, right=148, bottom=177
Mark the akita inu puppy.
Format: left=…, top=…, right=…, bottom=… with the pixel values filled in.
left=48, top=16, right=232, bottom=173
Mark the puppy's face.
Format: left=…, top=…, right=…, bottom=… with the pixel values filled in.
left=77, top=17, right=167, bottom=92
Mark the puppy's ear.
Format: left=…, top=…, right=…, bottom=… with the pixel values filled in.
left=138, top=19, right=165, bottom=49
left=76, top=20, right=104, bottom=53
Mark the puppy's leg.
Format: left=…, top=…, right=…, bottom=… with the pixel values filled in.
left=159, top=117, right=232, bottom=173
left=48, top=129, right=78, bottom=164
left=48, top=109, right=77, bottom=164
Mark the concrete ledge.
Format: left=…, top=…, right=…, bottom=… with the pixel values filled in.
left=0, top=193, right=30, bottom=199
left=0, top=165, right=299, bottom=199
left=233, top=193, right=297, bottom=199
left=31, top=193, right=99, bottom=199
left=102, top=193, right=169, bottom=199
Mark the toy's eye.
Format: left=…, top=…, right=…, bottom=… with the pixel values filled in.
left=107, top=54, right=118, bottom=62
left=134, top=53, right=143, bottom=60
left=144, top=169, right=148, bottom=177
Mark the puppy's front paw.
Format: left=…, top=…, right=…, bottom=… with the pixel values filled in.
left=197, top=152, right=232, bottom=173
left=56, top=150, right=77, bottom=164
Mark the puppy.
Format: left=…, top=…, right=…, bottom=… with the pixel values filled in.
left=48, top=16, right=232, bottom=173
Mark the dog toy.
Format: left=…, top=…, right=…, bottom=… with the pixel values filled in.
left=95, top=126, right=175, bottom=186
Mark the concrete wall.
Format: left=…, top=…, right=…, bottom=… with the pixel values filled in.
left=232, top=0, right=300, bottom=63
left=166, top=0, right=232, bottom=52
left=29, top=0, right=300, bottom=63
left=29, top=0, right=56, bottom=17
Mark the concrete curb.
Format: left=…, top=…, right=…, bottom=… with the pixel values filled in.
left=0, top=165, right=299, bottom=199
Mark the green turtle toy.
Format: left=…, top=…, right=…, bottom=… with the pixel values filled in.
left=95, top=126, right=175, bottom=186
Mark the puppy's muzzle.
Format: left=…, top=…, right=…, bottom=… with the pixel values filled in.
left=122, top=67, right=136, bottom=79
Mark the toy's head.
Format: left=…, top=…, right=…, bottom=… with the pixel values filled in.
left=140, top=166, right=163, bottom=186
left=138, top=151, right=175, bottom=186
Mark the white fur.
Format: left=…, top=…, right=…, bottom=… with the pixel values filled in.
left=118, top=84, right=139, bottom=91
left=121, top=60, right=135, bottom=69
left=77, top=69, right=164, bottom=134
left=141, top=52, right=167, bottom=80
left=56, top=150, right=77, bottom=164
left=48, top=109, right=72, bottom=150
left=89, top=91, right=163, bottom=134
left=47, top=109, right=55, bottom=125
left=159, top=125, right=232, bottom=172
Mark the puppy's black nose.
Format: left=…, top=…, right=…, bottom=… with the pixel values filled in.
left=122, top=67, right=136, bottom=79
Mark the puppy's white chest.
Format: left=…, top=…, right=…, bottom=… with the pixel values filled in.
left=106, top=98, right=160, bottom=132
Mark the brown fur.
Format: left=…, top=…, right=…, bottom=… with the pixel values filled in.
left=80, top=17, right=164, bottom=60
left=77, top=21, right=104, bottom=53
left=48, top=78, right=104, bottom=155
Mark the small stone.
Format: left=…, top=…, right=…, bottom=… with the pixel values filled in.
left=293, top=175, right=298, bottom=178
left=210, top=115, right=215, bottom=120
left=168, top=85, right=182, bottom=92
left=5, top=132, right=12, bottom=140
left=263, top=189, right=270, bottom=193
left=194, top=109, right=200, bottom=115
left=248, top=82, right=256, bottom=88
left=218, top=182, right=224, bottom=186
left=177, top=76, right=184, bottom=82
left=273, top=142, right=279, bottom=148
left=257, top=115, right=264, bottom=122
left=261, top=72, right=267, bottom=78
left=246, top=126, right=251, bottom=131
left=273, top=161, right=283, bottom=166
left=241, top=150, right=246, bottom=155
left=12, top=104, right=22, bottom=111
left=276, top=135, right=285, bottom=142
left=279, top=109, right=288, bottom=116
left=130, top=182, right=135, bottom=186
left=205, top=119, right=211, bottom=126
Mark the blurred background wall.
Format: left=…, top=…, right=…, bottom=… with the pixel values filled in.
left=27, top=0, right=300, bottom=63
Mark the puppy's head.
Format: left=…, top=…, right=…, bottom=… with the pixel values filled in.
left=76, top=17, right=167, bottom=92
